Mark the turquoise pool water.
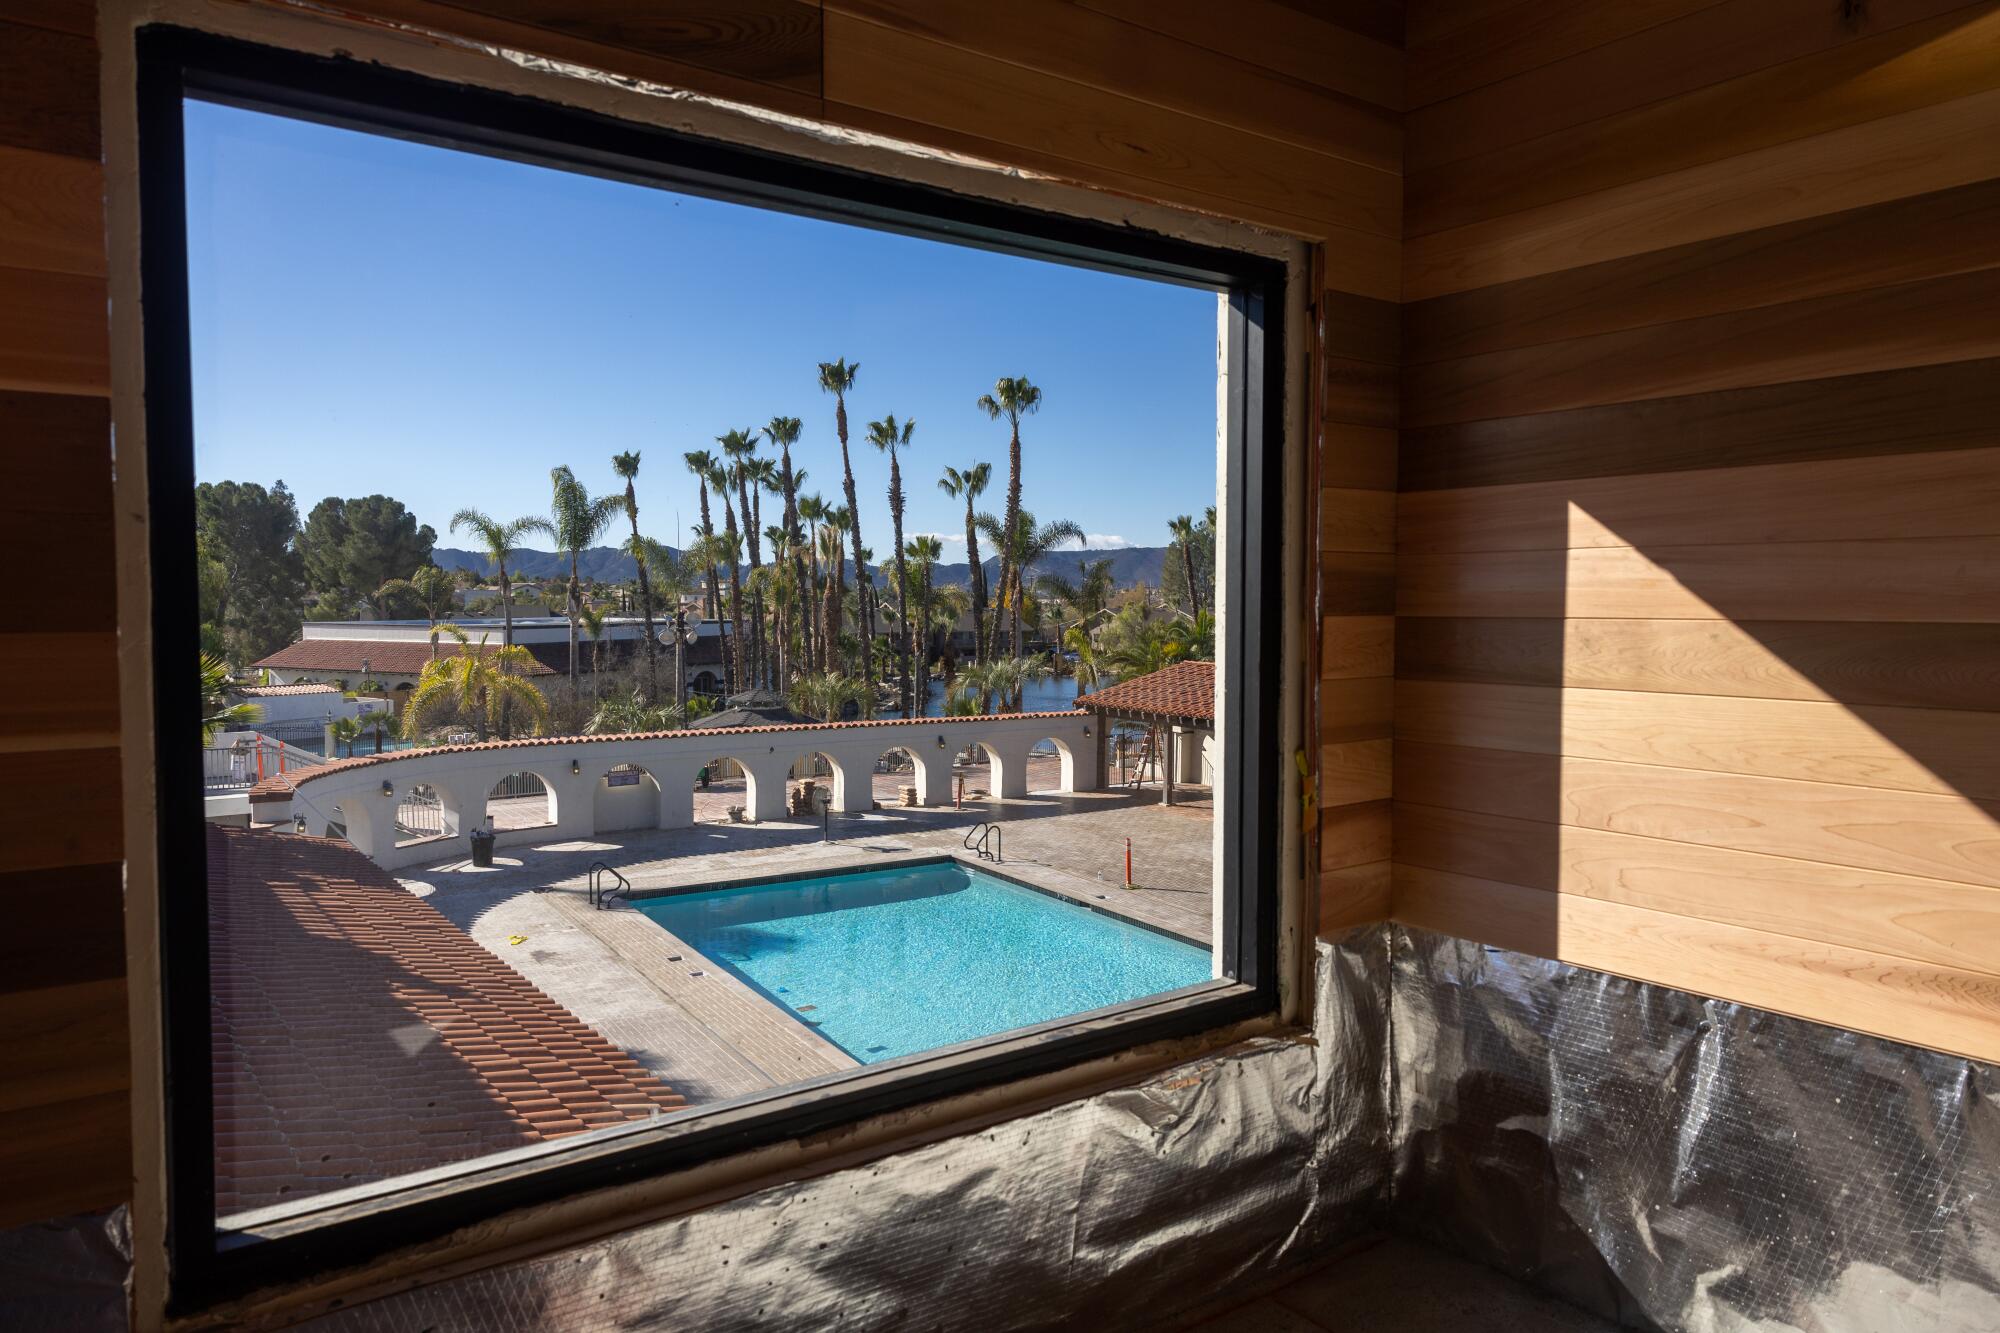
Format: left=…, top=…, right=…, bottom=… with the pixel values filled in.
left=634, top=861, right=1211, bottom=1063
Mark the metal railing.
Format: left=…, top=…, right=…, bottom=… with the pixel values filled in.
left=203, top=734, right=327, bottom=790
left=491, top=771, right=548, bottom=800
left=963, top=821, right=1002, bottom=863
left=588, top=860, right=631, bottom=910
left=395, top=783, right=444, bottom=841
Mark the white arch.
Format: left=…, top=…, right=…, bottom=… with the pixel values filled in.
left=484, top=768, right=560, bottom=831
left=1025, top=735, right=1077, bottom=794
left=789, top=748, right=855, bottom=813
left=593, top=762, right=663, bottom=834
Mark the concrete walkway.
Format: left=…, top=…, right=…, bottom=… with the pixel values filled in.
left=397, top=784, right=1214, bottom=1107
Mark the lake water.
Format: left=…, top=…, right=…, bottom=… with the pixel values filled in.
left=895, top=673, right=1083, bottom=719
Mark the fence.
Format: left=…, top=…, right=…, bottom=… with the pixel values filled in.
left=203, top=734, right=326, bottom=790
left=490, top=772, right=548, bottom=800
left=395, top=783, right=445, bottom=843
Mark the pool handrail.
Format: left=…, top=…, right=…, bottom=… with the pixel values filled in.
left=588, top=860, right=631, bottom=910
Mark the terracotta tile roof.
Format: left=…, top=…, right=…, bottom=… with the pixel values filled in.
left=234, top=683, right=340, bottom=698
left=207, top=824, right=685, bottom=1215
left=252, top=638, right=556, bottom=677
left=1074, top=660, right=1215, bottom=726
left=248, top=711, right=1090, bottom=797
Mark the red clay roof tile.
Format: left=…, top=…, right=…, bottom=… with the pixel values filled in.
left=1073, top=660, right=1215, bottom=726
left=207, top=824, right=684, bottom=1215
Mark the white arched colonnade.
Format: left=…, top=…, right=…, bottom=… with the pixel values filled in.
left=251, top=712, right=1097, bottom=872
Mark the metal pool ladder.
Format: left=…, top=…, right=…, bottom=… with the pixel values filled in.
left=963, top=822, right=1002, bottom=863
left=588, top=860, right=631, bottom=910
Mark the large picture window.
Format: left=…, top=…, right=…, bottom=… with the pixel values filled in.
left=138, top=25, right=1286, bottom=1309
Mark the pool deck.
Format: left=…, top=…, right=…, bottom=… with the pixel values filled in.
left=396, top=779, right=1214, bottom=1107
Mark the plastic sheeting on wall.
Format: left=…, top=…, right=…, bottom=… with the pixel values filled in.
left=1381, top=924, right=2000, bottom=1333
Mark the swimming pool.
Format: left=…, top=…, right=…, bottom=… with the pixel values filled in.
left=633, top=860, right=1212, bottom=1064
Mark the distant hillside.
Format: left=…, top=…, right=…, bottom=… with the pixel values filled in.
left=434, top=545, right=1169, bottom=589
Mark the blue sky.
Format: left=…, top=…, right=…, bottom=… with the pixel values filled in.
left=184, top=100, right=1219, bottom=562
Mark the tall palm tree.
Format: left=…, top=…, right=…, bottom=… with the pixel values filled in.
left=611, top=450, right=659, bottom=698
left=867, top=413, right=917, bottom=715
left=403, top=626, right=548, bottom=742
left=976, top=375, right=1042, bottom=656
left=718, top=429, right=762, bottom=686
left=976, top=508, right=1085, bottom=684
left=449, top=510, right=539, bottom=651
left=938, top=461, right=992, bottom=662
left=1168, top=514, right=1202, bottom=616
left=448, top=509, right=541, bottom=737
left=797, top=492, right=829, bottom=670
left=744, top=455, right=782, bottom=686
left=818, top=357, right=872, bottom=690
left=904, top=533, right=943, bottom=714
left=684, top=449, right=723, bottom=621
left=824, top=506, right=852, bottom=675
left=707, top=447, right=749, bottom=695
left=764, top=415, right=806, bottom=677
left=526, top=466, right=620, bottom=696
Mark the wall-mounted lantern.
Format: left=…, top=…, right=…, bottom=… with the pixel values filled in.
left=571, top=759, right=581, bottom=775
left=381, top=780, right=394, bottom=798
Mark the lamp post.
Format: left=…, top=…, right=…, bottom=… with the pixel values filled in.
left=662, top=607, right=700, bottom=717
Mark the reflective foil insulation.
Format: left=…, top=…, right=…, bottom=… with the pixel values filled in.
left=1383, top=925, right=2000, bottom=1333
left=6, top=930, right=1996, bottom=1331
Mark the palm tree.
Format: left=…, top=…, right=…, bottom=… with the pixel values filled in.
left=797, top=492, right=829, bottom=670
left=684, top=449, right=723, bottom=621
left=449, top=510, right=540, bottom=651
left=1063, top=625, right=1105, bottom=690
left=867, top=413, right=917, bottom=714
left=904, top=533, right=943, bottom=713
left=639, top=533, right=706, bottom=710
left=327, top=714, right=363, bottom=758
left=708, top=441, right=750, bottom=693
left=764, top=415, right=806, bottom=679
left=825, top=504, right=853, bottom=676
left=402, top=627, right=548, bottom=742
left=200, top=652, right=259, bottom=745
left=584, top=687, right=685, bottom=735
left=818, top=357, right=872, bottom=691
left=957, top=654, right=1051, bottom=717
left=976, top=508, right=1085, bottom=678
left=788, top=669, right=869, bottom=724
left=976, top=376, right=1041, bottom=656
left=526, top=466, right=621, bottom=696
left=611, top=450, right=659, bottom=699
left=1168, top=514, right=1202, bottom=616
left=938, top=461, right=992, bottom=662
left=376, top=563, right=457, bottom=661
left=744, top=453, right=782, bottom=685
left=720, top=431, right=767, bottom=686
left=1036, top=556, right=1115, bottom=634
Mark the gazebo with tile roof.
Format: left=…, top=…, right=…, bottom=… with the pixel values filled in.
left=1073, top=660, right=1215, bottom=805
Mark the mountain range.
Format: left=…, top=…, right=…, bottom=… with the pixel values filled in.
left=431, top=545, right=1172, bottom=590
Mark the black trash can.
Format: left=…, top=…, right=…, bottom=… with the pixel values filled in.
left=468, top=827, right=495, bottom=868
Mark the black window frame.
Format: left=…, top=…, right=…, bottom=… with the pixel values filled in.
left=137, top=24, right=1288, bottom=1313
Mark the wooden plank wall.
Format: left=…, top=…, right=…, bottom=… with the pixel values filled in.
left=1394, top=0, right=2000, bottom=1062
left=0, top=0, right=1403, bottom=1228
left=0, top=0, right=132, bottom=1224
